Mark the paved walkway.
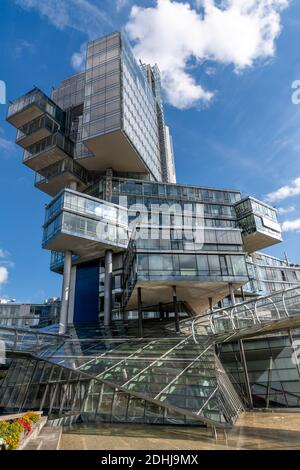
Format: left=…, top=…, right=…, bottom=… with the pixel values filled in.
left=59, top=411, right=300, bottom=450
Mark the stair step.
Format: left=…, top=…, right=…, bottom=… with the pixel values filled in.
left=37, top=427, right=62, bottom=450
left=23, top=426, right=62, bottom=451
left=23, top=438, right=43, bottom=450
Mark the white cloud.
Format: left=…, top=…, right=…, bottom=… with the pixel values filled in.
left=15, top=40, right=35, bottom=59
left=0, top=130, right=15, bottom=156
left=116, top=0, right=130, bottom=12
left=15, top=0, right=112, bottom=70
left=265, top=177, right=300, bottom=203
left=15, top=0, right=111, bottom=32
left=0, top=267, right=8, bottom=285
left=71, top=43, right=87, bottom=71
left=0, top=249, right=15, bottom=269
left=0, top=249, right=10, bottom=259
left=282, top=218, right=300, bottom=232
left=277, top=205, right=296, bottom=215
left=15, top=0, right=289, bottom=108
left=126, top=0, right=289, bottom=108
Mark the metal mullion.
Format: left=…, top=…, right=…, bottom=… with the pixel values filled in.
left=70, top=380, right=81, bottom=413
left=74, top=339, right=146, bottom=370
left=59, top=370, right=73, bottom=416
left=95, top=382, right=105, bottom=418
left=95, top=340, right=158, bottom=378
left=121, top=336, right=192, bottom=388
left=20, top=360, right=39, bottom=412
left=31, top=362, right=47, bottom=406
left=7, top=359, right=28, bottom=409
left=154, top=344, right=213, bottom=400
left=48, top=368, right=63, bottom=415
left=196, top=388, right=218, bottom=415
left=39, top=366, right=55, bottom=411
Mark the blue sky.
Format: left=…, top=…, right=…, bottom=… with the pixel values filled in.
left=1, top=0, right=300, bottom=302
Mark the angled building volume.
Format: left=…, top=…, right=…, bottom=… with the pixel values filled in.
left=2, top=31, right=300, bottom=430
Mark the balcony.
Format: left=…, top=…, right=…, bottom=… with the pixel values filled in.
left=43, top=189, right=129, bottom=261
left=16, top=115, right=61, bottom=149
left=23, top=132, right=74, bottom=172
left=7, top=87, right=64, bottom=129
left=235, top=197, right=282, bottom=253
left=123, top=241, right=249, bottom=314
left=35, top=157, right=90, bottom=196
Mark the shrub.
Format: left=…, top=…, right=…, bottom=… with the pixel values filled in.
left=4, top=431, right=20, bottom=451
left=23, top=412, right=40, bottom=424
left=0, top=422, right=10, bottom=439
left=0, top=412, right=40, bottom=450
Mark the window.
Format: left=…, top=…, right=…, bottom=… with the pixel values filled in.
left=208, top=255, right=220, bottom=274
left=179, top=254, right=197, bottom=272
left=197, top=255, right=209, bottom=274
left=231, top=256, right=247, bottom=276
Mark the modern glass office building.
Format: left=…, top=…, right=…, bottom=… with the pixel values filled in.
left=2, top=31, right=300, bottom=430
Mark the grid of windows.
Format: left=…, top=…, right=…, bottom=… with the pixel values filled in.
left=220, top=334, right=300, bottom=408
left=135, top=253, right=248, bottom=279
left=122, top=39, right=162, bottom=180
left=52, top=73, right=86, bottom=110
left=111, top=178, right=240, bottom=204
left=244, top=253, right=300, bottom=295
left=235, top=197, right=277, bottom=221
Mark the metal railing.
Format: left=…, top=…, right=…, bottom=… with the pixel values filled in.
left=190, top=285, right=300, bottom=338
left=0, top=325, right=68, bottom=352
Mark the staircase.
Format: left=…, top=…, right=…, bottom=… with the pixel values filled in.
left=2, top=286, right=299, bottom=430
left=0, top=323, right=243, bottom=430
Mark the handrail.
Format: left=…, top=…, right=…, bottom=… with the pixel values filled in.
left=187, top=284, right=300, bottom=337
left=0, top=324, right=68, bottom=338
left=195, top=284, right=300, bottom=322
left=190, top=284, right=300, bottom=324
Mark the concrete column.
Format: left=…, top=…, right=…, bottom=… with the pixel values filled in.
left=137, top=287, right=143, bottom=338
left=159, top=302, right=164, bottom=321
left=266, top=356, right=273, bottom=409
left=172, top=286, right=180, bottom=333
left=240, top=285, right=246, bottom=302
left=59, top=250, right=72, bottom=335
left=105, top=168, right=113, bottom=202
left=104, top=249, right=113, bottom=327
left=67, top=266, right=76, bottom=325
left=229, top=283, right=236, bottom=306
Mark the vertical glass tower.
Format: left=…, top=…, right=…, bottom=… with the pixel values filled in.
left=6, top=31, right=283, bottom=330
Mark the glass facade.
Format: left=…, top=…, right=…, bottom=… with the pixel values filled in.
left=235, top=197, right=281, bottom=239
left=82, top=32, right=122, bottom=140
left=35, top=157, right=91, bottom=194
left=43, top=189, right=128, bottom=250
left=0, top=302, right=59, bottom=328
left=7, top=87, right=65, bottom=124
left=235, top=197, right=282, bottom=253
left=220, top=333, right=300, bottom=408
left=245, top=252, right=300, bottom=295
left=80, top=32, right=163, bottom=180
left=16, top=114, right=61, bottom=147
left=0, top=330, right=242, bottom=426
